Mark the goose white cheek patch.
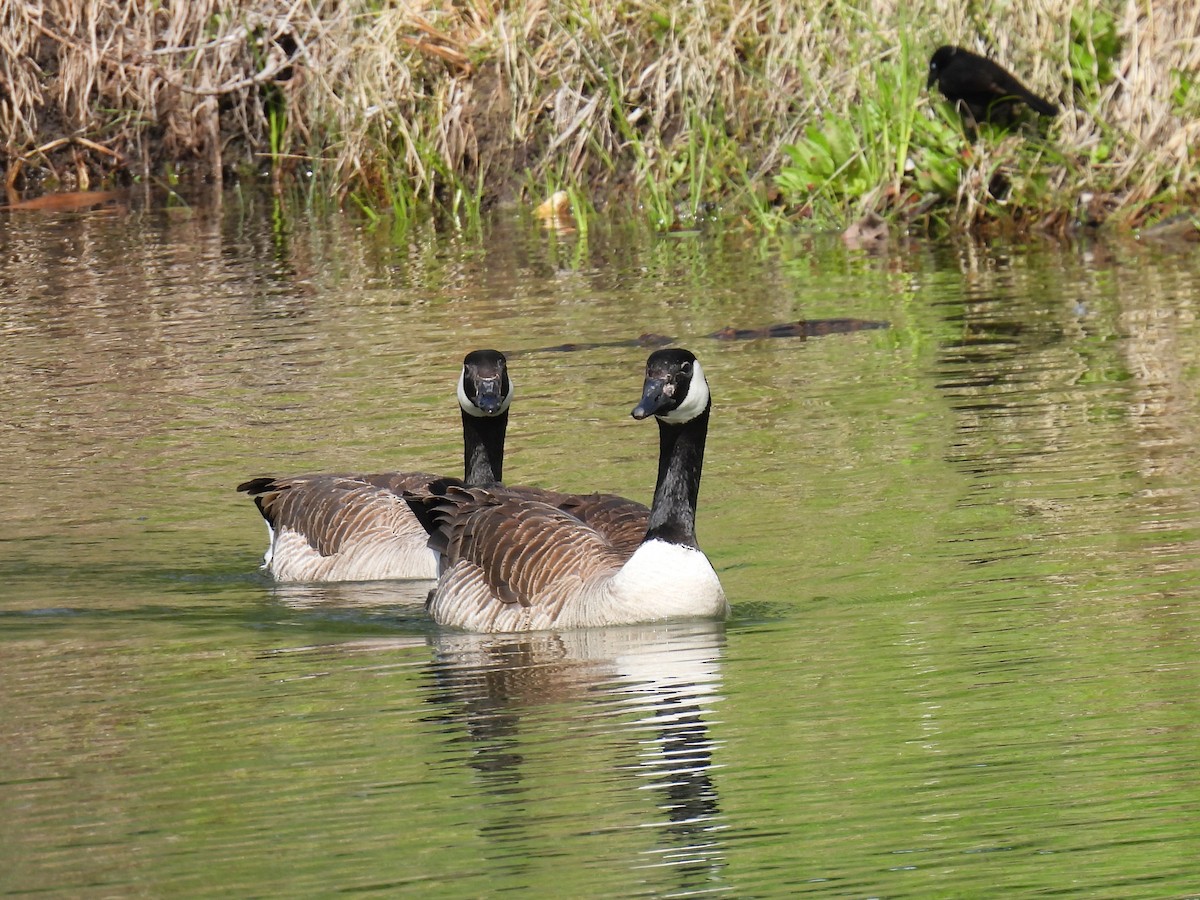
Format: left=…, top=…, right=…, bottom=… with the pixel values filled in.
left=658, top=360, right=709, bottom=424
left=458, top=369, right=514, bottom=417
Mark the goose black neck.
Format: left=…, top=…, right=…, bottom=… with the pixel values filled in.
left=645, top=404, right=709, bottom=548
left=462, top=409, right=507, bottom=485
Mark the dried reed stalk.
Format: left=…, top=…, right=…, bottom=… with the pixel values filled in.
left=0, top=0, right=1196, bottom=223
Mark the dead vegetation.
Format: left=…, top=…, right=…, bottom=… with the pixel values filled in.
left=0, top=1, right=1197, bottom=229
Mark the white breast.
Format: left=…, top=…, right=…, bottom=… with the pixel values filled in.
left=586, top=539, right=727, bottom=626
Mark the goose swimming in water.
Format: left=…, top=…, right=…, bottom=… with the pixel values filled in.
left=237, top=349, right=513, bottom=582
left=404, top=348, right=728, bottom=631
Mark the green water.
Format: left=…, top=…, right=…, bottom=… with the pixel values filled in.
left=1, top=198, right=1198, bottom=897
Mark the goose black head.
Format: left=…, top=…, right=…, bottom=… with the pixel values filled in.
left=631, top=348, right=710, bottom=424
left=458, top=349, right=513, bottom=417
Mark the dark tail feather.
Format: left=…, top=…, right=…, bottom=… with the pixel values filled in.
left=1023, top=90, right=1059, bottom=117
left=237, top=476, right=279, bottom=495
left=237, top=476, right=287, bottom=523
left=401, top=492, right=445, bottom=537
left=401, top=478, right=461, bottom=555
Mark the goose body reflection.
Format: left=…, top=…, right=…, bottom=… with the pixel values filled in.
left=425, top=620, right=730, bottom=893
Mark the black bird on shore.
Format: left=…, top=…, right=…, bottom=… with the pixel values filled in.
left=927, top=45, right=1059, bottom=126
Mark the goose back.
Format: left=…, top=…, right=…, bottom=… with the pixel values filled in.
left=495, top=486, right=651, bottom=556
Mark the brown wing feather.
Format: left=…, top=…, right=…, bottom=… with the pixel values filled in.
left=556, top=492, right=649, bottom=555
left=362, top=472, right=463, bottom=495
left=475, top=485, right=650, bottom=555
left=426, top=486, right=631, bottom=607
left=239, top=473, right=440, bottom=556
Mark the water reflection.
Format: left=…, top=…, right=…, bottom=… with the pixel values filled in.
left=927, top=246, right=1200, bottom=586
left=423, top=621, right=729, bottom=895
left=265, top=577, right=434, bottom=611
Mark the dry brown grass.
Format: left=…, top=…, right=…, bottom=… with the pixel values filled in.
left=1, top=1, right=1197, bottom=227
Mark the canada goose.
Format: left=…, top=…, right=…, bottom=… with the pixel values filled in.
left=405, top=348, right=728, bottom=631
left=237, top=349, right=513, bottom=582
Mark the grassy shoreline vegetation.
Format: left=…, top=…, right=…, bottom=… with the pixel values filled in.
left=1, top=1, right=1198, bottom=236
